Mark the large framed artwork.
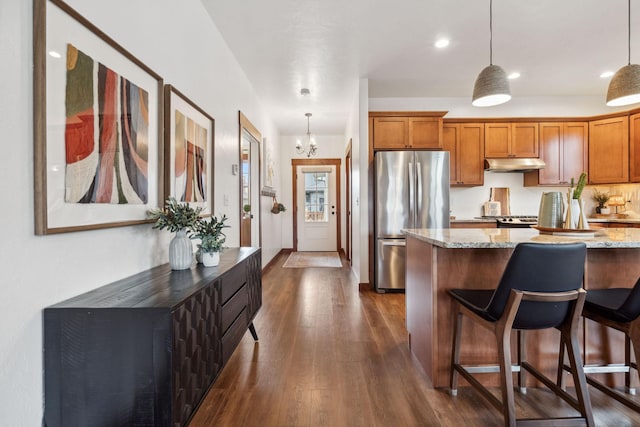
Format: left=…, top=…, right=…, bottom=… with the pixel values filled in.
left=164, top=85, right=215, bottom=216
left=33, top=0, right=163, bottom=234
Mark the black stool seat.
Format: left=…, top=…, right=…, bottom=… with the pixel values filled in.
left=585, top=288, right=640, bottom=323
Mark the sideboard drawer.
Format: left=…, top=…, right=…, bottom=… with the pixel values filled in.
left=221, top=307, right=248, bottom=363
left=220, top=264, right=247, bottom=304
left=221, top=284, right=247, bottom=334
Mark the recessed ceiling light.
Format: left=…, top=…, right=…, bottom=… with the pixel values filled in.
left=600, top=71, right=615, bottom=78
left=48, top=51, right=62, bottom=58
left=434, top=38, right=450, bottom=49
left=508, top=72, right=520, bottom=80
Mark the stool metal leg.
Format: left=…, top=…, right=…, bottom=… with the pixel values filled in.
left=450, top=307, right=463, bottom=396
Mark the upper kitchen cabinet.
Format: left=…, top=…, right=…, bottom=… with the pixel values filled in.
left=370, top=112, right=446, bottom=150
left=524, top=122, right=588, bottom=186
left=485, top=122, right=539, bottom=158
left=589, top=115, right=629, bottom=184
left=443, top=123, right=485, bottom=186
left=630, top=112, right=640, bottom=182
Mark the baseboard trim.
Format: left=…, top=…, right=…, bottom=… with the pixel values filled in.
left=262, top=248, right=292, bottom=274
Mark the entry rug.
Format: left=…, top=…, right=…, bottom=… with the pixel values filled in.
left=282, top=252, right=342, bottom=268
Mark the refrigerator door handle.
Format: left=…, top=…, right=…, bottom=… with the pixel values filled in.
left=416, top=162, right=423, bottom=215
left=408, top=161, right=415, bottom=228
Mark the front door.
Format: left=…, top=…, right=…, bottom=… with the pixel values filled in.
left=296, top=165, right=337, bottom=251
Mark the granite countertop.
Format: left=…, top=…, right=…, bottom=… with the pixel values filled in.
left=403, top=228, right=640, bottom=249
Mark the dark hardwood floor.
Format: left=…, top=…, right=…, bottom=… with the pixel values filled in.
left=189, top=251, right=640, bottom=426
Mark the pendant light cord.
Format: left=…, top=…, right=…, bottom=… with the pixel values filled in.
left=628, top=0, right=632, bottom=65
left=489, top=0, right=493, bottom=66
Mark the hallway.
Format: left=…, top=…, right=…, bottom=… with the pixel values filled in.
left=189, top=251, right=640, bottom=426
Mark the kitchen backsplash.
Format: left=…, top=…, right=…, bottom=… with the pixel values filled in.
left=450, top=172, right=640, bottom=219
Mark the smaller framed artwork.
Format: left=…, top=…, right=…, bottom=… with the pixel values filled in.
left=164, top=85, right=215, bottom=216
left=33, top=0, right=163, bottom=234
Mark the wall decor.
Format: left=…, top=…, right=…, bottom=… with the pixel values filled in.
left=164, top=85, right=215, bottom=216
left=33, top=0, right=163, bottom=234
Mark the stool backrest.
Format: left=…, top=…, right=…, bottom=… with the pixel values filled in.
left=619, top=277, right=640, bottom=321
left=486, top=242, right=587, bottom=329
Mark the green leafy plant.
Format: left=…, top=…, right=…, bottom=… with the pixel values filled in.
left=243, top=204, right=251, bottom=213
left=148, top=197, right=202, bottom=233
left=591, top=189, right=610, bottom=208
left=271, top=200, right=286, bottom=214
left=572, top=172, right=588, bottom=199
left=193, top=214, right=229, bottom=254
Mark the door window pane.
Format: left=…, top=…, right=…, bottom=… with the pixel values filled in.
left=304, top=172, right=328, bottom=222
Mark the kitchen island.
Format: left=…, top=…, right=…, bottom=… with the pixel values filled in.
left=404, top=228, right=640, bottom=388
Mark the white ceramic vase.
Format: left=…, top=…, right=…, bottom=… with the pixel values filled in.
left=169, top=229, right=193, bottom=270
left=201, top=251, right=220, bottom=267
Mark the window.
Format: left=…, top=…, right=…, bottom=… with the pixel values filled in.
left=304, top=172, right=328, bottom=222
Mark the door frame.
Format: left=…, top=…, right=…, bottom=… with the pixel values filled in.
left=345, top=140, right=352, bottom=264
left=291, top=158, right=341, bottom=252
left=238, top=111, right=262, bottom=247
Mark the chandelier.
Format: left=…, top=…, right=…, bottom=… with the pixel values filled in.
left=296, top=113, right=318, bottom=157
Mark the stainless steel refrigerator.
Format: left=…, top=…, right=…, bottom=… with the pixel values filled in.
left=375, top=151, right=450, bottom=291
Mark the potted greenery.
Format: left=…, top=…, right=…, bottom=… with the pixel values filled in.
left=271, top=199, right=286, bottom=214
left=148, top=197, right=202, bottom=270
left=592, top=189, right=610, bottom=214
left=193, top=214, right=229, bottom=267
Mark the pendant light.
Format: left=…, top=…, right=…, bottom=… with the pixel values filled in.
left=472, top=0, right=511, bottom=107
left=295, top=113, right=318, bottom=157
left=607, top=0, right=640, bottom=106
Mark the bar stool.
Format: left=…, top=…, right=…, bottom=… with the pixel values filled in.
left=560, top=277, right=640, bottom=412
left=449, top=242, right=594, bottom=427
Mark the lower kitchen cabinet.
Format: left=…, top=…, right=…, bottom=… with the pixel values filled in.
left=44, top=247, right=262, bottom=427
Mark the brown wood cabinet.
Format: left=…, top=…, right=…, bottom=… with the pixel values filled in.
left=442, top=123, right=484, bottom=186
left=485, top=122, right=539, bottom=158
left=524, top=122, right=588, bottom=186
left=630, top=112, right=640, bottom=182
left=370, top=112, right=445, bottom=150
left=589, top=115, right=629, bottom=184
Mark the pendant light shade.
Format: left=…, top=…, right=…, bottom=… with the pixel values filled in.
left=472, top=64, right=511, bottom=107
left=472, top=0, right=511, bottom=107
left=607, top=64, right=640, bottom=106
left=607, top=0, right=640, bottom=106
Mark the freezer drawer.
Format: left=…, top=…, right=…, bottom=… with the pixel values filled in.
left=376, top=239, right=406, bottom=291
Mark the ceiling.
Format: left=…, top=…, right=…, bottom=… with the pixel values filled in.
left=201, top=0, right=639, bottom=135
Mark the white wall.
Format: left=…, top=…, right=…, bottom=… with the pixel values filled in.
left=0, top=0, right=281, bottom=424
left=279, top=135, right=348, bottom=249
left=356, top=79, right=370, bottom=284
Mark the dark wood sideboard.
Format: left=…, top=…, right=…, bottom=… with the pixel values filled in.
left=44, top=247, right=262, bottom=427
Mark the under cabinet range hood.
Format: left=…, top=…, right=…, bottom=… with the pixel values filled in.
left=484, top=158, right=545, bottom=172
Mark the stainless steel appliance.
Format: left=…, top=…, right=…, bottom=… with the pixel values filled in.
left=491, top=215, right=538, bottom=228
left=375, top=151, right=450, bottom=291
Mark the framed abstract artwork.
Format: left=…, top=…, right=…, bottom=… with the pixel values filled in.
left=164, top=85, right=215, bottom=216
left=33, top=0, right=163, bottom=234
